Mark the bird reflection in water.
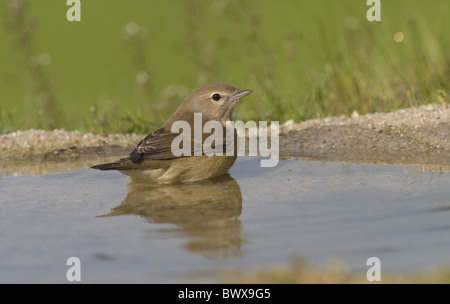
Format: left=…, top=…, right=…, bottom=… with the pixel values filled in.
left=99, top=174, right=243, bottom=259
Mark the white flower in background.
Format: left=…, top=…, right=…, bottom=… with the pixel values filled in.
left=136, top=71, right=149, bottom=85
left=393, top=32, right=404, bottom=43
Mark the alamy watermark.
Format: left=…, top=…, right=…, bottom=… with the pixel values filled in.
left=171, top=113, right=279, bottom=168
left=66, top=0, right=81, bottom=22
left=366, top=0, right=381, bottom=22
left=66, top=257, right=81, bottom=282
left=68, top=1, right=381, bottom=23
left=366, top=257, right=381, bottom=282
left=65, top=256, right=381, bottom=282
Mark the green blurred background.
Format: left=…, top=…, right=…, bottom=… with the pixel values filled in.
left=0, top=0, right=449, bottom=134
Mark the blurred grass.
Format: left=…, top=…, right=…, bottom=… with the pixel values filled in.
left=0, top=0, right=449, bottom=134
left=213, top=258, right=450, bottom=284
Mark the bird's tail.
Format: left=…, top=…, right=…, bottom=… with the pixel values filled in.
left=91, top=158, right=136, bottom=171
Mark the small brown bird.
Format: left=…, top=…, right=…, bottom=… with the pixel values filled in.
left=92, top=82, right=252, bottom=183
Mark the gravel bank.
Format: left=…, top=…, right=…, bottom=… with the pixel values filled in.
left=0, top=129, right=141, bottom=158
left=1, top=103, right=449, bottom=175
left=0, top=130, right=141, bottom=175
left=280, top=103, right=450, bottom=171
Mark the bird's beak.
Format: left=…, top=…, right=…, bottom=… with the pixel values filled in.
left=233, top=90, right=253, bottom=99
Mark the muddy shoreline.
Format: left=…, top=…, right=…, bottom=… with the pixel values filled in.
left=1, top=103, right=449, bottom=175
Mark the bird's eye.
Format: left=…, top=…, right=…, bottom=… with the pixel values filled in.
left=212, top=93, right=221, bottom=101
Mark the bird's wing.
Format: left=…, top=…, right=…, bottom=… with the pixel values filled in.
left=130, top=127, right=181, bottom=161
left=129, top=123, right=235, bottom=163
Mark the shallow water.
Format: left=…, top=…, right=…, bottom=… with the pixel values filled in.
left=1, top=158, right=450, bottom=283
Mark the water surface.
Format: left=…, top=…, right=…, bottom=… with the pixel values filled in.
left=1, top=158, right=450, bottom=283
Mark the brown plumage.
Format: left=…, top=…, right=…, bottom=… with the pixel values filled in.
left=91, top=82, right=252, bottom=183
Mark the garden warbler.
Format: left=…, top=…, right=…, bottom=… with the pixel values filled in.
left=91, top=82, right=252, bottom=183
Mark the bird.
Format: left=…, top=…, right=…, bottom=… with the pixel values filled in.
left=91, top=82, right=252, bottom=183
